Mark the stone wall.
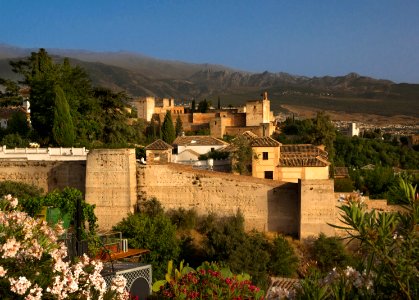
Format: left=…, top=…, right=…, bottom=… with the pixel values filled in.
left=0, top=160, right=86, bottom=194
left=85, top=149, right=137, bottom=230
left=137, top=164, right=299, bottom=235
left=299, top=179, right=335, bottom=238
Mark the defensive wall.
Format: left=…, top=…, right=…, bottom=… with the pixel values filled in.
left=0, top=148, right=365, bottom=238
left=0, top=160, right=86, bottom=194
left=137, top=163, right=300, bottom=235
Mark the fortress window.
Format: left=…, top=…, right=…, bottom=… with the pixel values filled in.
left=264, top=171, right=273, bottom=179
left=263, top=152, right=268, bottom=160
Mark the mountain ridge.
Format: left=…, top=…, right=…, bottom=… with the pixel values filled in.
left=0, top=44, right=417, bottom=118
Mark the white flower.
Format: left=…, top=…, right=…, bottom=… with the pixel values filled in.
left=9, top=276, right=32, bottom=295
left=0, top=265, right=7, bottom=277
left=1, top=237, right=21, bottom=258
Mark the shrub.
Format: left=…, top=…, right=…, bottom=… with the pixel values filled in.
left=152, top=261, right=264, bottom=299
left=312, top=233, right=353, bottom=273
left=0, top=194, right=129, bottom=300
left=268, top=235, right=299, bottom=277
left=334, top=178, right=355, bottom=192
left=166, top=207, right=197, bottom=230
left=113, top=212, right=180, bottom=281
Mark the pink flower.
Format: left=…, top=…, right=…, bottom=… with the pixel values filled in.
left=9, top=276, right=32, bottom=295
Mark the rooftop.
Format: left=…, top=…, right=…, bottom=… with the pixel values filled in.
left=250, top=137, right=281, bottom=147
left=173, top=136, right=227, bottom=146
left=145, top=139, right=173, bottom=150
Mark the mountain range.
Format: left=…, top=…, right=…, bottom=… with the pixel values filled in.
left=0, top=44, right=418, bottom=118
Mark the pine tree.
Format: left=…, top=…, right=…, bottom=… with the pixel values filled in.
left=175, top=114, right=183, bottom=137
left=161, top=111, right=176, bottom=144
left=52, top=85, right=75, bottom=146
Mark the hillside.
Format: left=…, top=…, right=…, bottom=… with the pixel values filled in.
left=0, top=44, right=418, bottom=118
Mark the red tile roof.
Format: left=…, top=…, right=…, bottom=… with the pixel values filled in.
left=279, top=144, right=330, bottom=167
left=145, top=139, right=173, bottom=150
left=173, top=136, right=227, bottom=146
left=250, top=137, right=281, bottom=147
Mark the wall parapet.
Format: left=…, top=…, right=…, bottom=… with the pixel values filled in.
left=0, top=145, right=88, bottom=161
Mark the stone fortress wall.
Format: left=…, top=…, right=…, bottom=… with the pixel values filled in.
left=0, top=148, right=398, bottom=238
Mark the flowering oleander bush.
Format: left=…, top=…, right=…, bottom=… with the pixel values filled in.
left=293, top=179, right=419, bottom=299
left=152, top=260, right=264, bottom=299
left=0, top=194, right=129, bottom=299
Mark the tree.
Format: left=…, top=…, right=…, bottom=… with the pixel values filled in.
left=217, top=96, right=221, bottom=109
left=161, top=111, right=176, bottom=144
left=113, top=212, right=180, bottom=281
left=52, top=85, right=75, bottom=146
left=198, top=99, right=211, bottom=113
left=230, top=135, right=253, bottom=175
left=191, top=99, right=196, bottom=112
left=7, top=111, right=30, bottom=137
left=175, top=114, right=183, bottom=137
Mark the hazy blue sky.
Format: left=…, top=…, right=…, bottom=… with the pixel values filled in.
left=1, top=0, right=418, bottom=83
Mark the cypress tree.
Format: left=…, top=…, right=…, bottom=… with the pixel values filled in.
left=161, top=111, right=176, bottom=144
left=52, top=85, right=75, bottom=146
left=175, top=114, right=183, bottom=137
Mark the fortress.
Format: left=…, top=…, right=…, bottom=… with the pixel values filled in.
left=0, top=148, right=336, bottom=239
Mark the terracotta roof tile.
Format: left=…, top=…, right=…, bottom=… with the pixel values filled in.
left=173, top=136, right=227, bottom=146
left=250, top=137, right=281, bottom=147
left=279, top=144, right=330, bottom=167
left=145, top=139, right=173, bottom=150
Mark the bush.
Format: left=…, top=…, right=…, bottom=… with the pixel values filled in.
left=166, top=207, right=198, bottom=230
left=268, top=235, right=299, bottom=277
left=334, top=178, right=355, bottom=192
left=152, top=261, right=264, bottom=299
left=312, top=233, right=353, bottom=273
left=113, top=212, right=180, bottom=281
left=0, top=195, right=129, bottom=300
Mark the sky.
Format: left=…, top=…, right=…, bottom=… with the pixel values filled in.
left=1, top=0, right=419, bottom=83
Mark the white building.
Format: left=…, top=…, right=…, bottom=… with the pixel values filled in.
left=172, top=135, right=227, bottom=164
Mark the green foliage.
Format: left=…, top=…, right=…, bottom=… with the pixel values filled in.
left=175, top=114, right=183, bottom=137
left=153, top=261, right=264, bottom=299
left=197, top=99, right=211, bottom=113
left=329, top=179, right=419, bottom=299
left=139, top=197, right=165, bottom=218
left=229, top=135, right=253, bottom=175
left=52, top=85, right=75, bottom=146
left=198, top=149, right=230, bottom=161
left=312, top=233, right=353, bottom=273
left=1, top=133, right=29, bottom=148
left=202, top=212, right=298, bottom=288
left=9, top=49, right=142, bottom=147
left=6, top=111, right=30, bottom=137
left=0, top=180, right=43, bottom=201
left=166, top=207, right=198, bottom=231
left=17, top=187, right=97, bottom=235
left=161, top=111, right=176, bottom=144
left=334, top=134, right=419, bottom=169
left=113, top=211, right=180, bottom=281
left=334, top=178, right=355, bottom=192
left=268, top=235, right=299, bottom=277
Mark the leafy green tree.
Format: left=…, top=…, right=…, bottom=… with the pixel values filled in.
left=175, top=114, right=183, bottom=137
left=191, top=99, right=196, bottom=112
left=161, top=110, right=176, bottom=144
left=229, top=135, right=253, bottom=175
left=5, top=111, right=30, bottom=138
left=198, top=99, right=211, bottom=113
left=1, top=133, right=28, bottom=148
left=312, top=233, right=353, bottom=273
left=52, top=85, right=75, bottom=146
left=268, top=235, right=299, bottom=277
left=0, top=180, right=43, bottom=201
left=113, top=212, right=180, bottom=281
